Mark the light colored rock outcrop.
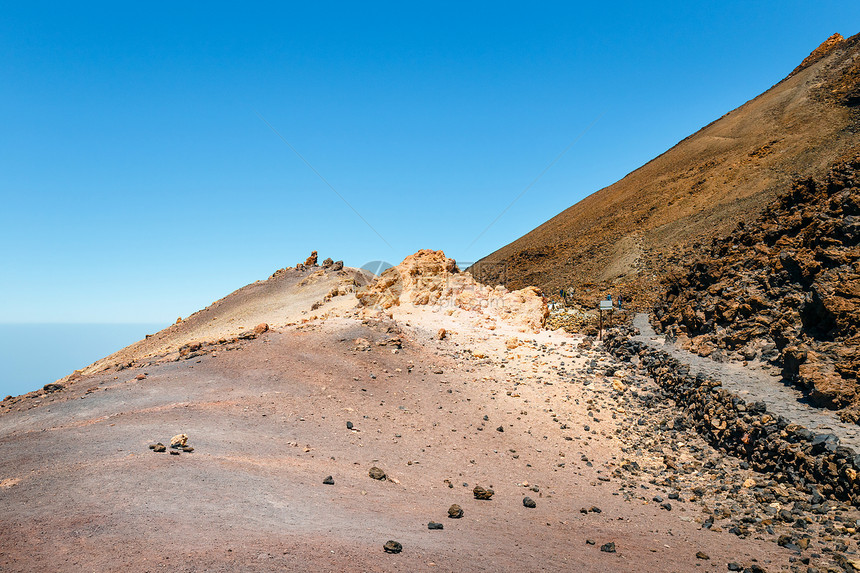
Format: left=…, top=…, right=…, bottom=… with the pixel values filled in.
left=357, top=249, right=548, bottom=332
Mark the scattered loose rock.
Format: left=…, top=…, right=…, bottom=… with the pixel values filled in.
left=473, top=485, right=494, bottom=500
left=383, top=540, right=402, bottom=554
left=369, top=467, right=387, bottom=480
left=448, top=504, right=464, bottom=518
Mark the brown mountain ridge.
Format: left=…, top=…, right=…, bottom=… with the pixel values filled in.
left=471, top=32, right=860, bottom=308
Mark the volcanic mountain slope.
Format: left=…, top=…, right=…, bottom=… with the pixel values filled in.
left=6, top=252, right=860, bottom=571
left=472, top=32, right=860, bottom=308
left=3, top=256, right=848, bottom=572
left=653, top=155, right=860, bottom=422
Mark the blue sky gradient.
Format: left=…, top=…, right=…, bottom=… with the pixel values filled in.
left=2, top=1, right=858, bottom=323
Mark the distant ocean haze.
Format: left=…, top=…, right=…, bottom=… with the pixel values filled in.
left=0, top=323, right=166, bottom=398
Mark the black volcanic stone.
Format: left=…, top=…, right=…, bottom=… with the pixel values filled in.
left=383, top=540, right=402, bottom=554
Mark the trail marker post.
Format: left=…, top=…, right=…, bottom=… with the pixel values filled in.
left=599, top=299, right=613, bottom=339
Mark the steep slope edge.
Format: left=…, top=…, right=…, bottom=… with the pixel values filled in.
left=471, top=33, right=860, bottom=308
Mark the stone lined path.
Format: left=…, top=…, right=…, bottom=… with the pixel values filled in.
left=632, top=313, right=860, bottom=452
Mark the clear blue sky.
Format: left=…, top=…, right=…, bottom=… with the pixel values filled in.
left=2, top=1, right=857, bottom=323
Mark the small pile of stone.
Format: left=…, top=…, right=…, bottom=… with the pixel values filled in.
left=149, top=433, right=194, bottom=455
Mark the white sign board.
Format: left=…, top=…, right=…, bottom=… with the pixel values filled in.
left=599, top=300, right=613, bottom=310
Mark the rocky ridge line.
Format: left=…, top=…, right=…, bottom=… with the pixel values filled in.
left=789, top=33, right=845, bottom=77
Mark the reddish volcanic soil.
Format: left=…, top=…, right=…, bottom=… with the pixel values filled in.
left=0, top=312, right=801, bottom=572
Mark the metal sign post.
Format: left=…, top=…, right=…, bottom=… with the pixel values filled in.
left=598, top=307, right=602, bottom=339
left=599, top=299, right=613, bottom=339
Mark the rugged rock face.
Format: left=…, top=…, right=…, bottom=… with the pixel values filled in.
left=789, top=33, right=845, bottom=76
left=653, top=156, right=860, bottom=422
left=304, top=251, right=318, bottom=267
left=471, top=33, right=860, bottom=309
left=357, top=249, right=549, bottom=332
left=357, top=249, right=460, bottom=309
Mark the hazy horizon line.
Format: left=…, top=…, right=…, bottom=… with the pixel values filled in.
left=0, top=321, right=170, bottom=326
